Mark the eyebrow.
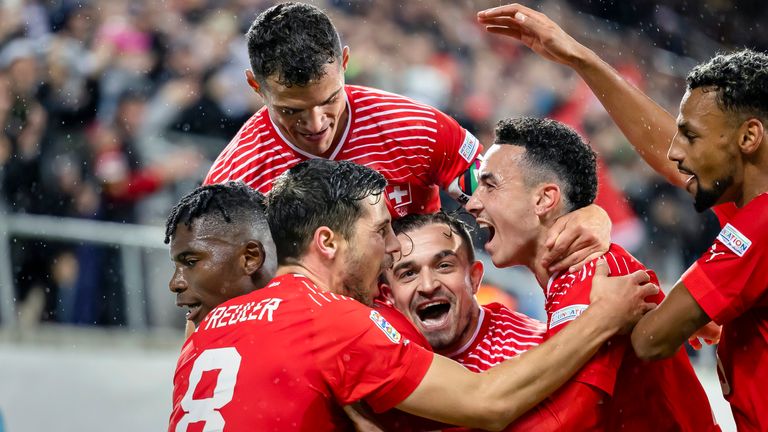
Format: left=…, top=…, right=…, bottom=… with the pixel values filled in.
left=392, top=249, right=458, bottom=274
left=276, top=87, right=343, bottom=110
left=479, top=172, right=496, bottom=183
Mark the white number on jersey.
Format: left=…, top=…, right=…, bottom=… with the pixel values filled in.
left=176, top=347, right=241, bottom=432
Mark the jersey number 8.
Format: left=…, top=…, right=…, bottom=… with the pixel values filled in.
left=176, top=347, right=242, bottom=432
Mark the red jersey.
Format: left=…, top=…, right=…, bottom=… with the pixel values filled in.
left=682, top=194, right=768, bottom=432
left=518, top=244, right=718, bottom=431
left=204, top=85, right=481, bottom=217
left=448, top=303, right=545, bottom=372
left=168, top=274, right=433, bottom=432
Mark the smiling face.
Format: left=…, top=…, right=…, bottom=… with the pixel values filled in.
left=334, top=195, right=400, bottom=306
left=669, top=87, right=742, bottom=211
left=168, top=219, right=257, bottom=326
left=385, top=223, right=483, bottom=354
left=250, top=48, right=350, bottom=157
left=466, top=145, right=540, bottom=268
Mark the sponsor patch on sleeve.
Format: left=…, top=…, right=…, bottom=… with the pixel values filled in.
left=717, top=223, right=752, bottom=257
left=549, top=304, right=589, bottom=330
left=458, top=131, right=479, bottom=163
left=369, top=310, right=402, bottom=344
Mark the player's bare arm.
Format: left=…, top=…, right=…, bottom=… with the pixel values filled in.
left=396, top=261, right=658, bottom=430
left=477, top=3, right=684, bottom=187
left=631, top=280, right=712, bottom=360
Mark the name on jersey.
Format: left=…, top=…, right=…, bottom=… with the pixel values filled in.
left=549, top=304, right=589, bottom=330
left=459, top=131, right=480, bottom=163
left=204, top=298, right=283, bottom=331
left=369, top=310, right=402, bottom=344
left=717, top=223, right=752, bottom=257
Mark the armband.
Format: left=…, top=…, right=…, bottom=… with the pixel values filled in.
left=446, top=156, right=482, bottom=205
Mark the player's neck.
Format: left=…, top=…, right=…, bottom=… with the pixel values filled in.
left=275, top=263, right=333, bottom=293
left=740, top=162, right=768, bottom=207
left=530, top=230, right=554, bottom=289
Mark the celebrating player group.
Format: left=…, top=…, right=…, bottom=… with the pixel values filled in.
left=166, top=2, right=768, bottom=431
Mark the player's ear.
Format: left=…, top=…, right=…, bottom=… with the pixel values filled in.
left=470, top=260, right=484, bottom=295
left=534, top=183, right=561, bottom=217
left=245, top=70, right=262, bottom=94
left=243, top=240, right=266, bottom=275
left=379, top=281, right=395, bottom=305
left=341, top=46, right=350, bottom=71
left=313, top=226, right=340, bottom=260
left=739, top=118, right=765, bottom=155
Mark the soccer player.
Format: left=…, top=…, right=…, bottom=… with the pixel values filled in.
left=168, top=158, right=658, bottom=431
left=477, top=5, right=768, bottom=429
left=466, top=117, right=719, bottom=431
left=383, top=212, right=545, bottom=373
left=204, top=1, right=611, bottom=275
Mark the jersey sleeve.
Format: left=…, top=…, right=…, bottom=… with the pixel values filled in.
left=681, top=195, right=768, bottom=325
left=429, top=108, right=483, bottom=189
left=313, top=299, right=434, bottom=412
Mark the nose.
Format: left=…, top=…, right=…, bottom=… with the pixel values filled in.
left=667, top=132, right=684, bottom=163
left=416, top=269, right=440, bottom=295
left=299, top=107, right=326, bottom=133
left=466, top=193, right=483, bottom=218
left=384, top=226, right=401, bottom=255
left=169, top=267, right=187, bottom=294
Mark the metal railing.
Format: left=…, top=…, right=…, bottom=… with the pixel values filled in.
left=0, top=213, right=167, bottom=329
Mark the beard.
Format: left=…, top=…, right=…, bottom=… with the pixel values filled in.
left=340, top=249, right=392, bottom=307
left=693, top=175, right=734, bottom=212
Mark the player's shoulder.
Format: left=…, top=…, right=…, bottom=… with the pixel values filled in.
left=721, top=193, right=768, bottom=233
left=347, top=84, right=437, bottom=112
left=484, top=302, right=547, bottom=333
left=602, top=243, right=648, bottom=276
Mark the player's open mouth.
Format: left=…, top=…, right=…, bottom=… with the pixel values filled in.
left=476, top=219, right=495, bottom=243
left=416, top=301, right=451, bottom=327
left=179, top=302, right=202, bottom=322
left=678, top=167, right=697, bottom=192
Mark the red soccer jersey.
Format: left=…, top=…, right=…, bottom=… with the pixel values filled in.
left=533, top=244, right=719, bottom=431
left=168, top=274, right=433, bottom=432
left=682, top=194, right=768, bottom=431
left=203, top=85, right=482, bottom=217
left=448, top=303, right=545, bottom=372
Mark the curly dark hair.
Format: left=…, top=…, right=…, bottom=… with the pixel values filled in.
left=246, top=2, right=342, bottom=87
left=687, top=49, right=768, bottom=121
left=164, top=181, right=270, bottom=245
left=392, top=211, right=476, bottom=263
left=266, top=159, right=387, bottom=265
left=494, top=117, right=597, bottom=211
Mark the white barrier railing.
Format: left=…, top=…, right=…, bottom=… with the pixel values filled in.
left=0, top=213, right=167, bottom=329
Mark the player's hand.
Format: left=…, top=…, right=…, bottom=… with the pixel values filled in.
left=185, top=320, right=196, bottom=340
left=688, top=321, right=721, bottom=350
left=477, top=3, right=591, bottom=69
left=542, top=204, right=611, bottom=274
left=343, top=404, right=385, bottom=432
left=590, top=259, right=659, bottom=335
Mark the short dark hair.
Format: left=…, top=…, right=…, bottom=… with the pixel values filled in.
left=392, top=212, right=475, bottom=263
left=165, top=182, right=271, bottom=244
left=494, top=117, right=597, bottom=212
left=266, top=159, right=387, bottom=265
left=687, top=49, right=768, bottom=122
left=246, top=2, right=342, bottom=87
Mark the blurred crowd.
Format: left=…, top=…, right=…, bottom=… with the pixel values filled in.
left=1, top=0, right=754, bottom=326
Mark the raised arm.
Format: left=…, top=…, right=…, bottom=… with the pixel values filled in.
left=477, top=3, right=684, bottom=187
left=396, top=261, right=658, bottom=430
